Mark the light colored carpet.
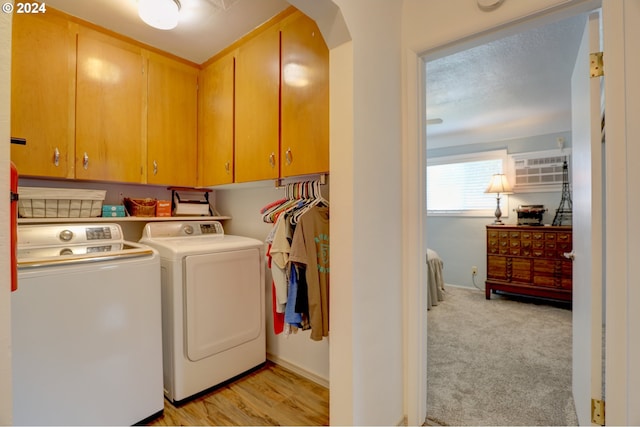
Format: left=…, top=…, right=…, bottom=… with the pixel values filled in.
left=426, top=286, right=578, bottom=426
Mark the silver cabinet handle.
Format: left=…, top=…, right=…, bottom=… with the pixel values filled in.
left=563, top=251, right=575, bottom=260
left=224, top=161, right=230, bottom=174
left=82, top=152, right=89, bottom=170
left=269, top=152, right=276, bottom=168
left=53, top=147, right=60, bottom=167
left=285, top=147, right=293, bottom=165
left=153, top=160, right=158, bottom=175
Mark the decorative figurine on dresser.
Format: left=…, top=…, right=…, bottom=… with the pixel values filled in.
left=485, top=224, right=572, bottom=301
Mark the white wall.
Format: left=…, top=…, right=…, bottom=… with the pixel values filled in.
left=621, top=3, right=640, bottom=422
left=602, top=1, right=640, bottom=424
left=327, top=39, right=355, bottom=424
left=0, top=7, right=12, bottom=425
left=329, top=1, right=405, bottom=425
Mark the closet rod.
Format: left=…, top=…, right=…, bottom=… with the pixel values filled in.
left=274, top=173, right=327, bottom=188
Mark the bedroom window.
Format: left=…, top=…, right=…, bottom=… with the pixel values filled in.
left=427, top=150, right=509, bottom=216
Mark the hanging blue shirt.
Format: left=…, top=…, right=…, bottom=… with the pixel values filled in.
left=285, top=264, right=303, bottom=328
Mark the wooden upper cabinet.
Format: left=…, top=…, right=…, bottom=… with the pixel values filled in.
left=147, top=53, right=198, bottom=187
left=11, top=11, right=75, bottom=178
left=12, top=6, right=328, bottom=187
left=75, top=30, right=145, bottom=183
left=235, top=24, right=281, bottom=183
left=280, top=13, right=329, bottom=178
left=199, top=51, right=235, bottom=186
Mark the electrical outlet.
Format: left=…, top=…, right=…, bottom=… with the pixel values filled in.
left=471, top=266, right=478, bottom=275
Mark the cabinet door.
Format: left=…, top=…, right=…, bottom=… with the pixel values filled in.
left=199, top=52, right=235, bottom=186
left=280, top=13, right=329, bottom=177
left=235, top=25, right=280, bottom=183
left=147, top=54, right=198, bottom=186
left=11, top=11, right=75, bottom=178
left=76, top=31, right=144, bottom=183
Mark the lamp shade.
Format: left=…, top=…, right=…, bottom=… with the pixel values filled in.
left=485, top=173, right=513, bottom=194
left=139, top=0, right=181, bottom=30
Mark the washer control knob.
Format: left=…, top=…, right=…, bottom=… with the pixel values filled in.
left=59, top=248, right=73, bottom=256
left=59, top=229, right=74, bottom=242
left=183, top=225, right=194, bottom=235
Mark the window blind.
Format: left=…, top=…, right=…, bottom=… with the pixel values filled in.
left=427, top=150, right=507, bottom=216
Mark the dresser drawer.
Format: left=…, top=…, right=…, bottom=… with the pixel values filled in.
left=487, top=255, right=507, bottom=280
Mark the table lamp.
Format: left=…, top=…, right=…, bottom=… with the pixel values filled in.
left=485, top=173, right=513, bottom=225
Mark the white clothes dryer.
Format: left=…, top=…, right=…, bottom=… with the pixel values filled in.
left=139, top=221, right=265, bottom=404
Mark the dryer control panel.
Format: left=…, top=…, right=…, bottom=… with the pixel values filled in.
left=141, top=221, right=225, bottom=239
left=199, top=223, right=223, bottom=235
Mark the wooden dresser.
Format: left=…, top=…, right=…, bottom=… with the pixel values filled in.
left=486, top=225, right=573, bottom=302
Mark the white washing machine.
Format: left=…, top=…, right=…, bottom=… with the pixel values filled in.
left=13, top=223, right=164, bottom=426
left=139, top=220, right=265, bottom=404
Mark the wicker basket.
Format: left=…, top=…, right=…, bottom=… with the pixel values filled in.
left=18, top=187, right=106, bottom=218
left=124, top=197, right=157, bottom=217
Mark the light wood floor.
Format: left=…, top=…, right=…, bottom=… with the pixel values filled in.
left=148, top=361, right=329, bottom=426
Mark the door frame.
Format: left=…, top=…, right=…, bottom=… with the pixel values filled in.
left=411, top=1, right=612, bottom=425
left=601, top=1, right=640, bottom=423
left=569, top=10, right=603, bottom=424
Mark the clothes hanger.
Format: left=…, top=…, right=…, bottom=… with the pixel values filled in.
left=291, top=180, right=329, bottom=224
left=286, top=181, right=311, bottom=225
left=262, top=183, right=294, bottom=223
left=265, top=182, right=306, bottom=223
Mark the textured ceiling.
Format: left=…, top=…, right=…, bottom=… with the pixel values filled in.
left=426, top=14, right=587, bottom=149
left=45, top=0, right=290, bottom=64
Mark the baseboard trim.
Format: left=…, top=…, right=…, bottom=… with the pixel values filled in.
left=266, top=353, right=330, bottom=388
left=445, top=283, right=484, bottom=292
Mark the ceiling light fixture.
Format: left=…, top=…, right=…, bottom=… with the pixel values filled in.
left=138, top=0, right=181, bottom=30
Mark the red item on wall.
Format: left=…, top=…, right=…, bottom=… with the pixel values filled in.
left=272, top=282, right=284, bottom=334
left=266, top=244, right=284, bottom=334
left=10, top=161, right=18, bottom=292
